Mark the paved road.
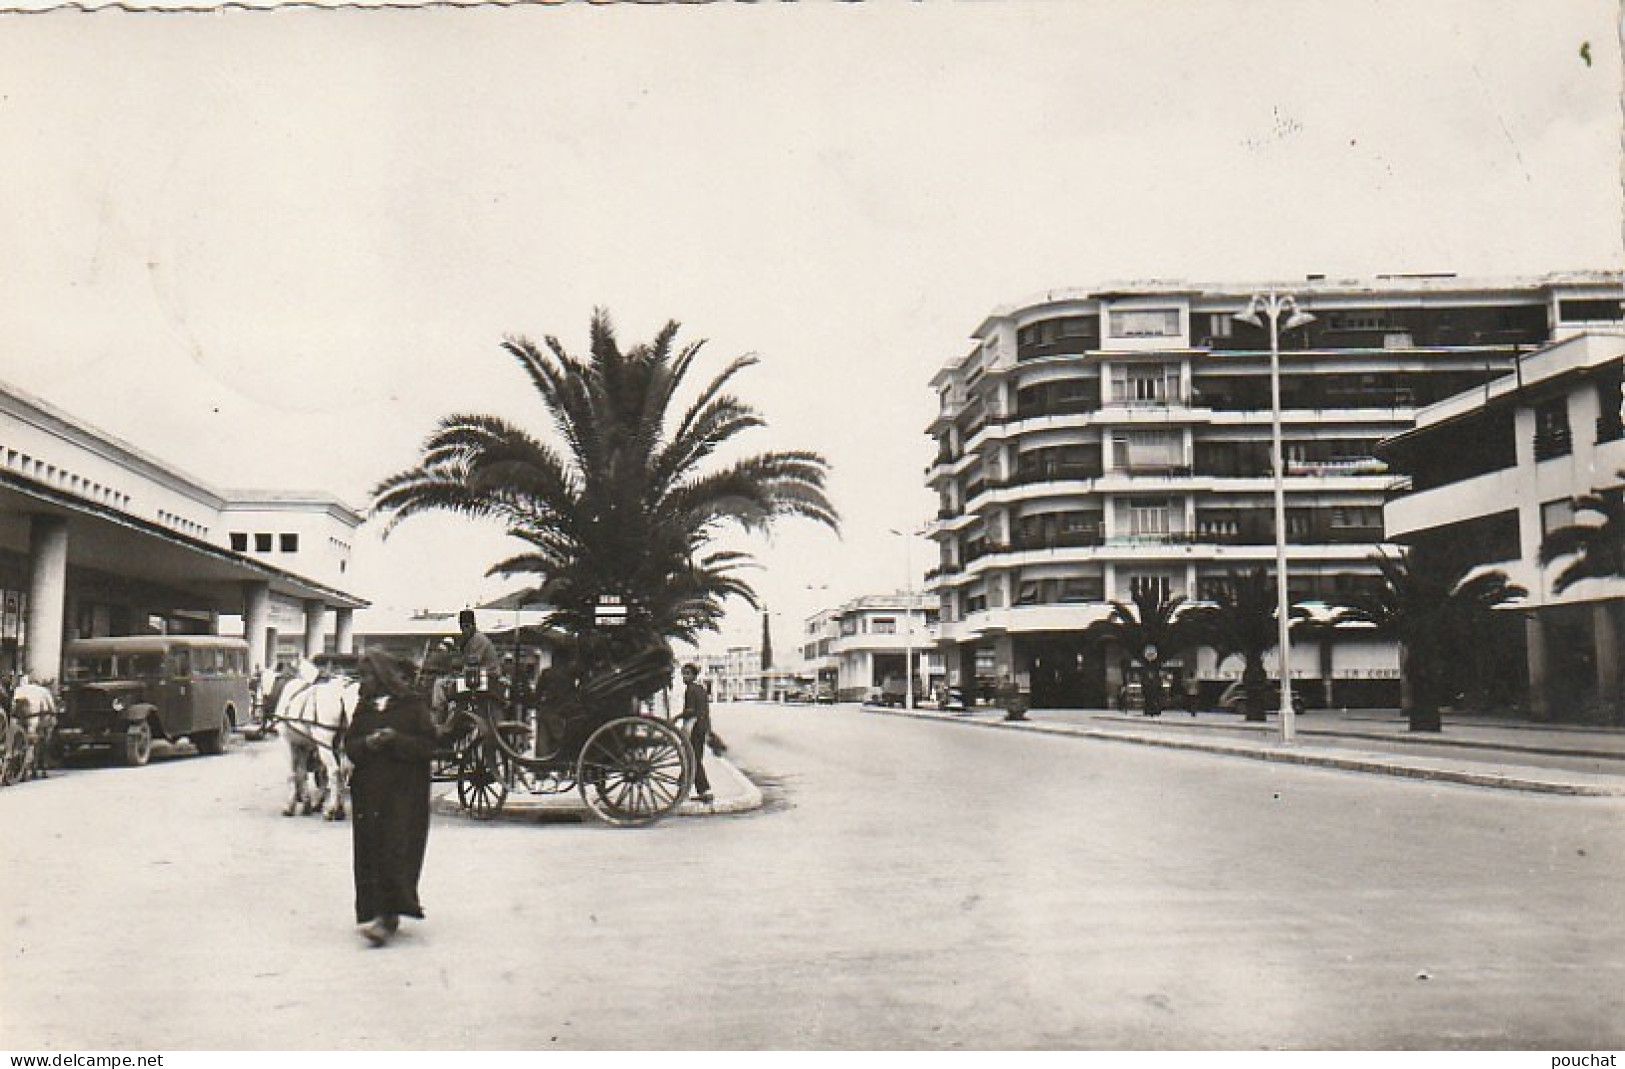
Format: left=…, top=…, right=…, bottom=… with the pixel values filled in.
left=2, top=705, right=1622, bottom=1050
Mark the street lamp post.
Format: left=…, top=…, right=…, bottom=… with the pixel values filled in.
left=889, top=526, right=926, bottom=710
left=1234, top=292, right=1315, bottom=744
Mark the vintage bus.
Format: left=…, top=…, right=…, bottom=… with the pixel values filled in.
left=57, top=636, right=253, bottom=766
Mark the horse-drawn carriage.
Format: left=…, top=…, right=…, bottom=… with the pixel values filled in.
left=429, top=649, right=695, bottom=826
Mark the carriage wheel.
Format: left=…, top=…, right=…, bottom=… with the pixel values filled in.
left=432, top=722, right=477, bottom=782
left=455, top=739, right=508, bottom=820
left=577, top=717, right=693, bottom=827
left=0, top=722, right=25, bottom=786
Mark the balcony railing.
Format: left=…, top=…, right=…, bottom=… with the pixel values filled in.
left=1533, top=427, right=1574, bottom=461
left=1011, top=527, right=1104, bottom=551
left=1284, top=457, right=1389, bottom=476
left=1013, top=465, right=1104, bottom=485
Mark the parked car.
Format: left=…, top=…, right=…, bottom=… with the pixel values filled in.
left=1217, top=679, right=1307, bottom=716
left=57, top=635, right=253, bottom=766
left=938, top=686, right=968, bottom=712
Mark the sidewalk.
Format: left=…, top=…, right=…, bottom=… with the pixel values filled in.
left=431, top=751, right=763, bottom=822
left=865, top=702, right=1625, bottom=797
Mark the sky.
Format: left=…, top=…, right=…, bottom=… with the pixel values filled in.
left=0, top=0, right=1620, bottom=657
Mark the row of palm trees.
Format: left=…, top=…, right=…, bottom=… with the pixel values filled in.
left=1089, top=477, right=1625, bottom=731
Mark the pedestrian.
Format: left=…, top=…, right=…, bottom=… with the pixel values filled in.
left=677, top=663, right=716, bottom=805
left=344, top=647, right=435, bottom=947
left=1182, top=670, right=1200, bottom=716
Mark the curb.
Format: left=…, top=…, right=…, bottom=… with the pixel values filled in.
left=431, top=754, right=764, bottom=823
left=864, top=705, right=1625, bottom=798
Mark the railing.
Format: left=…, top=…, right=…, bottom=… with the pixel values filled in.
left=1533, top=428, right=1574, bottom=461
left=1285, top=458, right=1389, bottom=476
left=1013, top=465, right=1103, bottom=485
left=1010, top=528, right=1104, bottom=551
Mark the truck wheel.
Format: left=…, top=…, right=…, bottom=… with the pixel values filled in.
left=193, top=707, right=230, bottom=756
left=121, top=721, right=153, bottom=767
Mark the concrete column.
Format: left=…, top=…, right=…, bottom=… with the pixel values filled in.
left=242, top=581, right=272, bottom=672
left=1594, top=601, right=1622, bottom=709
left=1525, top=614, right=1552, bottom=721
left=334, top=607, right=355, bottom=656
left=303, top=599, right=327, bottom=659
left=25, top=515, right=68, bottom=686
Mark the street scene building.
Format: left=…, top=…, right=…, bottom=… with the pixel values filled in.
left=1381, top=330, right=1625, bottom=720
left=926, top=271, right=1625, bottom=709
left=0, top=380, right=368, bottom=682
left=801, top=592, right=944, bottom=703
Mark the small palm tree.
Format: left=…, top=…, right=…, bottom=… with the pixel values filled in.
left=1538, top=475, right=1625, bottom=592
left=372, top=309, right=839, bottom=696
left=1336, top=548, right=1526, bottom=732
left=1085, top=585, right=1195, bottom=716
left=1184, top=567, right=1281, bottom=722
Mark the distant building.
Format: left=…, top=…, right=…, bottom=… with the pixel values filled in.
left=0, top=379, right=368, bottom=682
left=802, top=592, right=945, bottom=703
left=926, top=271, right=1623, bottom=709
left=1381, top=331, right=1625, bottom=721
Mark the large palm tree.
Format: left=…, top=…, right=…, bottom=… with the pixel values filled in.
left=1084, top=586, right=1196, bottom=716
left=1183, top=567, right=1281, bottom=722
left=1335, top=548, right=1526, bottom=732
left=371, top=310, right=839, bottom=695
left=1538, top=475, right=1625, bottom=593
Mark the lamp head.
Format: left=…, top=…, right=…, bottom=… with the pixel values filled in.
left=1232, top=294, right=1265, bottom=328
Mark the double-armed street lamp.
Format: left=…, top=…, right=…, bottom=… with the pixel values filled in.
left=1234, top=292, right=1315, bottom=744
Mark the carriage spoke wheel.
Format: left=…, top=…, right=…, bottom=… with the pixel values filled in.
left=432, top=723, right=477, bottom=782
left=577, top=717, right=693, bottom=827
left=455, top=739, right=508, bottom=820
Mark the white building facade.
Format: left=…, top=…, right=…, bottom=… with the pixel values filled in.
left=0, top=381, right=368, bottom=681
left=804, top=592, right=945, bottom=702
left=926, top=271, right=1623, bottom=709
left=1382, top=330, right=1625, bottom=721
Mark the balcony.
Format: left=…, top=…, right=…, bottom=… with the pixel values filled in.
left=1012, top=526, right=1104, bottom=551
left=1013, top=464, right=1104, bottom=486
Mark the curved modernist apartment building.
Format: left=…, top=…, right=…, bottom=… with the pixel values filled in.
left=926, top=271, right=1624, bottom=709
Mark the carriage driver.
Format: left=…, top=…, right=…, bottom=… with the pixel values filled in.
left=430, top=609, right=504, bottom=732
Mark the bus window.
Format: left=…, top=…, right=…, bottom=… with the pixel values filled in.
left=128, top=653, right=165, bottom=678
left=171, top=650, right=191, bottom=678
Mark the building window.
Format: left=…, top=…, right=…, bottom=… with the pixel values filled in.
left=1328, top=311, right=1390, bottom=331
left=1129, top=573, right=1172, bottom=603
left=254, top=533, right=273, bottom=553
left=1541, top=498, right=1576, bottom=536
left=1126, top=498, right=1171, bottom=537
left=1105, top=308, right=1183, bottom=337
left=1114, top=430, right=1182, bottom=472
left=280, top=533, right=299, bottom=552
left=1110, top=309, right=1180, bottom=339
left=1207, top=313, right=1233, bottom=340
left=872, top=617, right=897, bottom=635
left=1110, top=366, right=1178, bottom=405
left=1533, top=398, right=1573, bottom=461
left=230, top=532, right=248, bottom=552
left=1557, top=299, right=1624, bottom=323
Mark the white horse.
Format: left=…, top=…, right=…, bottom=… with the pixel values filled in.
left=9, top=678, right=56, bottom=782
left=274, top=660, right=358, bottom=820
